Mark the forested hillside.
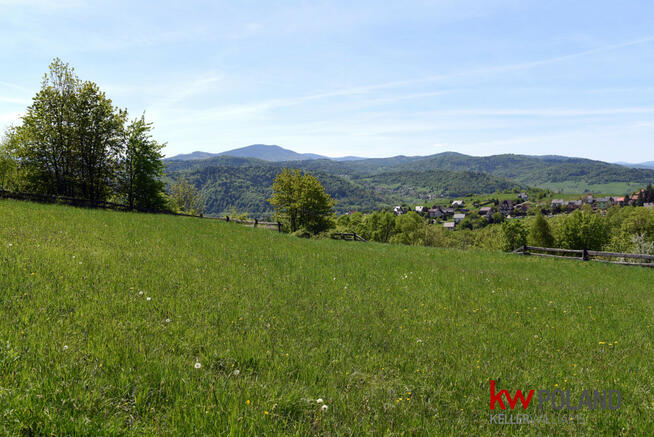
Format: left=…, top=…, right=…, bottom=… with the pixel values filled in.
left=163, top=148, right=654, bottom=217
left=165, top=159, right=523, bottom=216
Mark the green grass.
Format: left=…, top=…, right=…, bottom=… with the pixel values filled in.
left=1, top=199, right=654, bottom=435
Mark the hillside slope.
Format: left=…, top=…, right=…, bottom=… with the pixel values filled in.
left=1, top=199, right=653, bottom=435
left=165, top=159, right=522, bottom=216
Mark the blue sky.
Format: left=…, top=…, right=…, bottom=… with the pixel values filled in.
left=1, top=0, right=653, bottom=161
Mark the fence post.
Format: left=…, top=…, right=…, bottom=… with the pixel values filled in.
left=522, top=244, right=528, bottom=255
left=254, top=218, right=258, bottom=228
left=277, top=222, right=282, bottom=232
left=226, top=216, right=229, bottom=222
left=582, top=249, right=589, bottom=261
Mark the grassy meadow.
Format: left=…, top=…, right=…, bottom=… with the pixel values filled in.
left=2, top=199, right=654, bottom=435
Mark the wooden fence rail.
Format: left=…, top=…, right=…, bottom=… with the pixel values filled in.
left=332, top=232, right=367, bottom=242
left=514, top=245, right=654, bottom=268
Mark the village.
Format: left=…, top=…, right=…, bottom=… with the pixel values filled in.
left=391, top=186, right=654, bottom=230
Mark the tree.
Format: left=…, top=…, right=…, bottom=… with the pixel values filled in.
left=529, top=212, right=555, bottom=247
left=490, top=212, right=504, bottom=224
left=501, top=220, right=527, bottom=251
left=170, top=178, right=204, bottom=215
left=559, top=209, right=609, bottom=250
left=268, top=168, right=334, bottom=234
left=0, top=133, right=19, bottom=190
left=390, top=212, right=425, bottom=245
left=6, top=58, right=125, bottom=200
left=117, top=115, right=168, bottom=210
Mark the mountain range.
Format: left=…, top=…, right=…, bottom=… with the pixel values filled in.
left=164, top=145, right=654, bottom=217
left=615, top=161, right=654, bottom=169
left=166, top=144, right=364, bottom=162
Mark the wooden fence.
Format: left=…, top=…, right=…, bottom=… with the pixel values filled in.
left=332, top=232, right=367, bottom=242
left=0, top=190, right=283, bottom=232
left=513, top=245, right=654, bottom=268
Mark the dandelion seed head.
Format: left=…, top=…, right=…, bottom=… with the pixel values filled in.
left=165, top=318, right=171, bottom=323
left=194, top=362, right=201, bottom=369
left=138, top=291, right=144, bottom=295
left=233, top=369, right=240, bottom=376
left=321, top=405, right=328, bottom=411
left=316, top=398, right=323, bottom=404
left=63, top=345, right=68, bottom=350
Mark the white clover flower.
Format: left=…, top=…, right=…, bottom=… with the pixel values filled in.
left=321, top=405, right=328, bottom=412
left=316, top=398, right=323, bottom=404
left=233, top=369, right=240, bottom=376
left=194, top=362, right=201, bottom=369
left=146, top=297, right=151, bottom=301
left=8, top=243, right=13, bottom=247
left=78, top=261, right=82, bottom=265
left=63, top=345, right=68, bottom=350
left=138, top=291, right=144, bottom=296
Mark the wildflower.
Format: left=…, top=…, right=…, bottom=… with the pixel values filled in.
left=246, top=399, right=250, bottom=405
left=195, top=362, right=202, bottom=369
left=165, top=318, right=171, bottom=323
left=138, top=291, right=144, bottom=296
left=78, top=261, right=82, bottom=265
left=316, top=398, right=323, bottom=404
left=321, top=405, right=328, bottom=412
left=63, top=345, right=68, bottom=350
left=146, top=297, right=151, bottom=301
left=233, top=369, right=240, bottom=376
left=8, top=243, right=12, bottom=247
left=264, top=411, right=269, bottom=415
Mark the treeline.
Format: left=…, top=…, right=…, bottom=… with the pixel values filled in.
left=0, top=59, right=181, bottom=212
left=330, top=205, right=654, bottom=255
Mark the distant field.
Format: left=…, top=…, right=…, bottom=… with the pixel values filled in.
left=1, top=199, right=654, bottom=435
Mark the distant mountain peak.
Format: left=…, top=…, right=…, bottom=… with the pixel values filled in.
left=166, top=144, right=365, bottom=162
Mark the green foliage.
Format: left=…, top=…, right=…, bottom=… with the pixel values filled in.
left=501, top=220, right=528, bottom=251
left=3, top=59, right=167, bottom=211
left=490, top=212, right=504, bottom=224
left=116, top=116, right=168, bottom=211
left=559, top=208, right=609, bottom=250
left=8, top=59, right=126, bottom=200
left=0, top=134, right=20, bottom=190
left=389, top=212, right=425, bottom=245
left=622, top=208, right=654, bottom=240
left=268, top=169, right=335, bottom=234
left=529, top=212, right=555, bottom=247
left=170, top=178, right=204, bottom=215
left=458, top=212, right=486, bottom=230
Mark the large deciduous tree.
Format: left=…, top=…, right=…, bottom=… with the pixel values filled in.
left=4, top=58, right=168, bottom=209
left=268, top=168, right=334, bottom=234
left=117, top=116, right=167, bottom=210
